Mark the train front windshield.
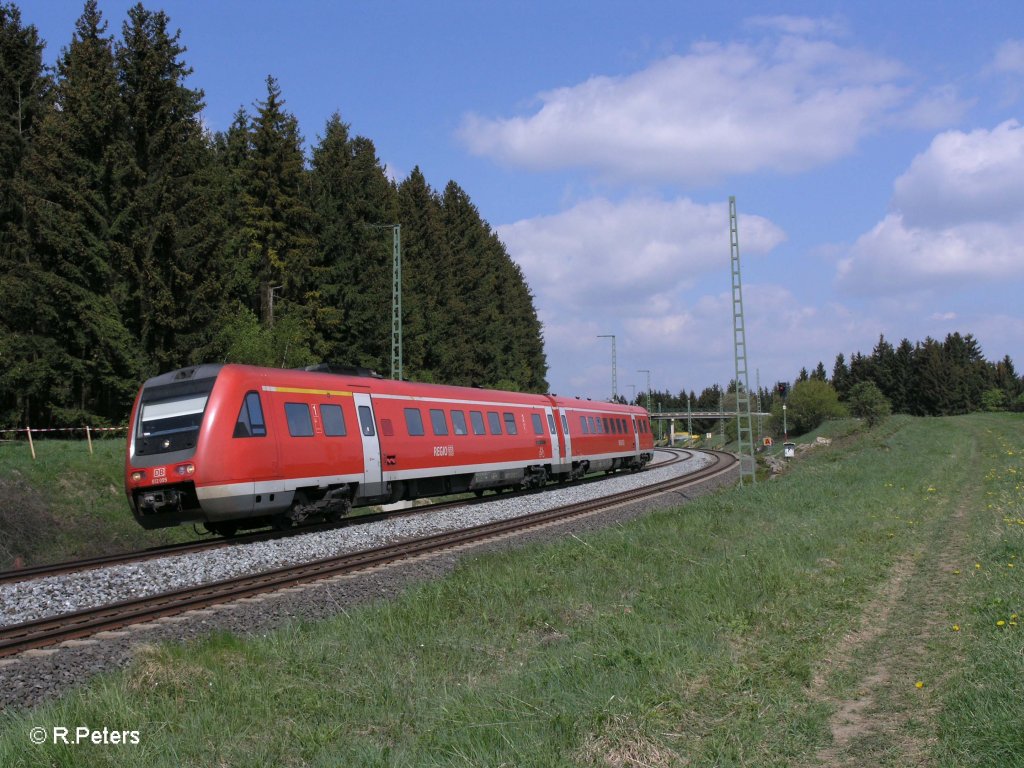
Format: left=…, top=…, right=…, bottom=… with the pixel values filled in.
left=135, top=381, right=215, bottom=456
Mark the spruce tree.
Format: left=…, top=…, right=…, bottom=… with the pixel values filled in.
left=310, top=115, right=395, bottom=372
left=115, top=3, right=212, bottom=371
left=14, top=0, right=142, bottom=424
left=831, top=353, right=850, bottom=398
left=397, top=167, right=447, bottom=381
left=243, top=76, right=317, bottom=333
left=0, top=2, right=49, bottom=425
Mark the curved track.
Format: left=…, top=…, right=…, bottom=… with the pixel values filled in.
left=0, top=449, right=734, bottom=658
left=0, top=448, right=684, bottom=586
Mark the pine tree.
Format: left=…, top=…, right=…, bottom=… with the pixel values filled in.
left=831, top=353, right=850, bottom=398
left=0, top=2, right=50, bottom=425
left=870, top=335, right=897, bottom=403
left=13, top=0, right=143, bottom=424
left=0, top=2, right=48, bottom=244
left=910, top=337, right=952, bottom=416
left=309, top=115, right=395, bottom=372
left=243, top=76, right=317, bottom=332
left=891, top=338, right=914, bottom=413
left=397, top=167, right=447, bottom=381
left=114, top=3, right=213, bottom=371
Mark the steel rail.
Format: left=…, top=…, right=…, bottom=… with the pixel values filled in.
left=0, top=449, right=682, bottom=585
left=0, top=450, right=731, bottom=658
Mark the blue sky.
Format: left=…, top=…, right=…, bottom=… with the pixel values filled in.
left=26, top=1, right=1024, bottom=401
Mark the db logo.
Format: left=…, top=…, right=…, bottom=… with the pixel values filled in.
left=153, top=467, right=166, bottom=478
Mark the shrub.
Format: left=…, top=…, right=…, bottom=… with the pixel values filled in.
left=847, top=380, right=892, bottom=427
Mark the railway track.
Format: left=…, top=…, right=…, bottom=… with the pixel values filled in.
left=0, top=449, right=733, bottom=658
left=0, top=448, right=684, bottom=586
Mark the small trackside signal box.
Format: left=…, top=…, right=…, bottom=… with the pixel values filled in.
left=783, top=442, right=796, bottom=458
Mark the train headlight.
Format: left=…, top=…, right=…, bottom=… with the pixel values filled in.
left=131, top=471, right=146, bottom=482
left=175, top=463, right=195, bottom=476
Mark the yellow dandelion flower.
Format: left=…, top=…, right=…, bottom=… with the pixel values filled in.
left=997, top=620, right=1006, bottom=627
left=952, top=624, right=960, bottom=631
left=953, top=569, right=961, bottom=574
left=976, top=563, right=982, bottom=569
left=915, top=681, right=924, bottom=689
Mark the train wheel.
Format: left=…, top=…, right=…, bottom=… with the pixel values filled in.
left=271, top=514, right=293, bottom=532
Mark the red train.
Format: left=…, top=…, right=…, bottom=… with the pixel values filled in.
left=125, top=364, right=655, bottom=535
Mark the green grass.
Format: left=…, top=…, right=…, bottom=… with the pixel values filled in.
left=0, top=437, right=200, bottom=569
left=0, top=414, right=1021, bottom=766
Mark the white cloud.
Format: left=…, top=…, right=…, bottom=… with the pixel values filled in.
left=893, top=120, right=1024, bottom=227
left=459, top=22, right=960, bottom=183
left=497, top=197, right=787, bottom=397
left=838, top=120, right=1024, bottom=294
left=744, top=15, right=847, bottom=38
left=498, top=197, right=786, bottom=314
left=991, top=40, right=1024, bottom=75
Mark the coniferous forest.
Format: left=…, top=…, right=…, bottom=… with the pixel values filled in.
left=0, top=1, right=548, bottom=429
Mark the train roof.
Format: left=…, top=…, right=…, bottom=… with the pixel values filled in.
left=140, top=364, right=650, bottom=415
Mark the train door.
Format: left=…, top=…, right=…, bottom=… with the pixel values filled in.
left=557, top=408, right=573, bottom=465
left=544, top=406, right=562, bottom=463
left=631, top=415, right=640, bottom=452
left=352, top=392, right=383, bottom=496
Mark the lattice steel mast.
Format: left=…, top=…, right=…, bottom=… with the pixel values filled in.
left=390, top=225, right=402, bottom=380
left=729, top=196, right=756, bottom=484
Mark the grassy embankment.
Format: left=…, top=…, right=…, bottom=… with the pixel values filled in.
left=0, top=438, right=200, bottom=569
left=1, top=413, right=1022, bottom=766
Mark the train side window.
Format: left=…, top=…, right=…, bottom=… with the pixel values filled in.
left=451, top=410, right=468, bottom=436
left=404, top=407, right=425, bottom=436
left=561, top=414, right=569, bottom=434
left=285, top=403, right=314, bottom=437
left=587, top=416, right=595, bottom=433
left=547, top=414, right=556, bottom=434
left=602, top=417, right=610, bottom=433
left=430, top=409, right=449, bottom=436
left=532, top=413, right=544, bottom=435
left=580, top=416, right=589, bottom=434
left=487, top=411, right=502, bottom=435
left=358, top=405, right=375, bottom=437
left=503, top=412, right=517, bottom=435
left=321, top=404, right=347, bottom=436
left=596, top=418, right=604, bottom=434
left=233, top=391, right=266, bottom=438
left=470, top=410, right=486, bottom=435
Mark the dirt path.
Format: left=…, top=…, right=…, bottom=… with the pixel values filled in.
left=805, top=435, right=978, bottom=766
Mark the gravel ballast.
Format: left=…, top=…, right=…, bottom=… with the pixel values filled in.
left=0, top=450, right=735, bottom=712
